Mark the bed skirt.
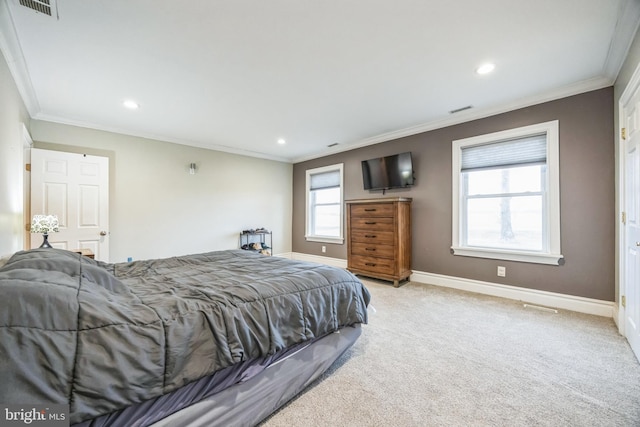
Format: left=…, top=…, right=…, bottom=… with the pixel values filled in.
left=73, top=324, right=361, bottom=427
left=153, top=324, right=361, bottom=427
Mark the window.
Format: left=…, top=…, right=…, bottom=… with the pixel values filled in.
left=305, top=163, right=344, bottom=244
left=452, top=121, right=563, bottom=265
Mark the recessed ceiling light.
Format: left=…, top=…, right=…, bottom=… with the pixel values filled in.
left=123, top=99, right=139, bottom=110
left=476, top=63, right=495, bottom=75
left=277, top=138, right=286, bottom=145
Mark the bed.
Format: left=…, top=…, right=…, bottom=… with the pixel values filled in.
left=0, top=248, right=370, bottom=426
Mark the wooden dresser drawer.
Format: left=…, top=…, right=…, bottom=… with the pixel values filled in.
left=350, top=216, right=394, bottom=230
left=350, top=229, right=395, bottom=245
left=349, top=254, right=396, bottom=275
left=350, top=203, right=395, bottom=218
left=350, top=242, right=394, bottom=259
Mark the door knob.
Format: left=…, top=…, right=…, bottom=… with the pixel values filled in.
left=100, top=231, right=108, bottom=236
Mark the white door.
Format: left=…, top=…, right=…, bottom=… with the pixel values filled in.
left=623, top=86, right=640, bottom=362
left=30, top=149, right=110, bottom=261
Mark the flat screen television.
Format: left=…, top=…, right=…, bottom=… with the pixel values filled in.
left=361, top=152, right=414, bottom=191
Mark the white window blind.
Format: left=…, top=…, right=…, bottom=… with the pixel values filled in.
left=309, top=170, right=341, bottom=190
left=461, top=133, right=547, bottom=172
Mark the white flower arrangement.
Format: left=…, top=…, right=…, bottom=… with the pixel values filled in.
left=31, top=215, right=60, bottom=234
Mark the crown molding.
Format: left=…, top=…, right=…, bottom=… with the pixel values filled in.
left=0, top=0, right=40, bottom=116
left=292, top=76, right=613, bottom=164
left=1, top=0, right=623, bottom=165
left=32, top=112, right=291, bottom=163
left=603, top=0, right=640, bottom=79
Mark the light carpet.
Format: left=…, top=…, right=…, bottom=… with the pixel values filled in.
left=261, top=279, right=640, bottom=426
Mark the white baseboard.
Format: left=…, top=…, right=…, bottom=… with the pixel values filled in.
left=411, top=270, right=614, bottom=318
left=290, top=252, right=348, bottom=268
left=273, top=252, right=293, bottom=259
left=614, top=304, right=624, bottom=334
left=288, top=253, right=614, bottom=318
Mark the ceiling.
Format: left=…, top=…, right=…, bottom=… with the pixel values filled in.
left=1, top=0, right=639, bottom=163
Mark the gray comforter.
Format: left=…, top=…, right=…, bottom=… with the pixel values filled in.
left=0, top=249, right=370, bottom=424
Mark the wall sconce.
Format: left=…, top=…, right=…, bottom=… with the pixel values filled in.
left=189, top=163, right=197, bottom=175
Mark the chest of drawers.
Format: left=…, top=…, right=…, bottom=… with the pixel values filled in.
left=346, top=198, right=412, bottom=287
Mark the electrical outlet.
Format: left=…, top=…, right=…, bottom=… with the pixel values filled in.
left=497, top=266, right=506, bottom=277
left=321, top=245, right=327, bottom=253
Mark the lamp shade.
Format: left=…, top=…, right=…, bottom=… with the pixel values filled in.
left=31, top=215, right=59, bottom=234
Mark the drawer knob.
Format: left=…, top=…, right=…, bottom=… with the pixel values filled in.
left=365, top=221, right=376, bottom=225
left=365, top=248, right=376, bottom=251
left=365, top=235, right=377, bottom=238
left=364, top=208, right=376, bottom=212
left=365, top=263, right=376, bottom=266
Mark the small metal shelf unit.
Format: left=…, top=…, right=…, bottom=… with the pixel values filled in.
left=239, top=230, right=273, bottom=255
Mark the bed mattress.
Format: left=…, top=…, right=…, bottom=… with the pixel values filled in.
left=0, top=249, right=370, bottom=424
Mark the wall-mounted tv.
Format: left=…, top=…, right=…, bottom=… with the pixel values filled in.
left=361, top=152, right=415, bottom=191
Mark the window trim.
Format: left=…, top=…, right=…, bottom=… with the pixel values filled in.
left=305, top=163, right=344, bottom=244
left=451, top=121, right=563, bottom=265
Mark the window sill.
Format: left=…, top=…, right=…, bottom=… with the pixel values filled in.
left=305, top=236, right=344, bottom=244
left=451, top=246, right=564, bottom=265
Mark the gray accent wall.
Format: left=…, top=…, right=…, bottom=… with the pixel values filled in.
left=293, top=88, right=614, bottom=301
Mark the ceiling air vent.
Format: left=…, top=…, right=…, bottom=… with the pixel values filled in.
left=18, top=0, right=56, bottom=17
left=449, top=105, right=473, bottom=114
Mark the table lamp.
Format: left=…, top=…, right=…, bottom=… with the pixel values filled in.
left=31, top=214, right=59, bottom=248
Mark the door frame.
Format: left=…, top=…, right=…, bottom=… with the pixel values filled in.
left=617, top=61, right=640, bottom=336
left=21, top=124, right=32, bottom=249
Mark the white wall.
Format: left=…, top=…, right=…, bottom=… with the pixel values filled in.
left=30, top=120, right=292, bottom=262
left=0, top=46, right=30, bottom=257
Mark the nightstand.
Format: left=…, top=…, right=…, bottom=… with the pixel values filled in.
left=72, top=249, right=95, bottom=259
